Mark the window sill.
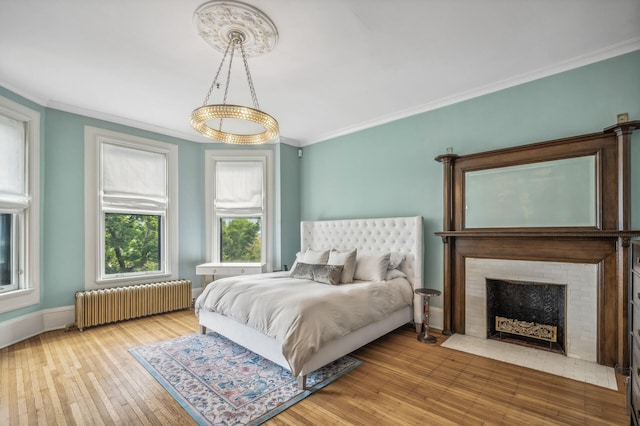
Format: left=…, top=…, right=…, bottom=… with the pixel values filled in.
left=94, top=273, right=174, bottom=287
left=0, top=288, right=38, bottom=314
left=0, top=287, right=35, bottom=301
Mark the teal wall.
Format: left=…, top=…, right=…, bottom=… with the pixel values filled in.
left=1, top=50, right=638, bottom=323
left=300, top=50, right=640, bottom=309
left=278, top=144, right=302, bottom=270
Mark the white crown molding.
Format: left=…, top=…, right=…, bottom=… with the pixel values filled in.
left=303, top=38, right=640, bottom=146
left=50, top=101, right=293, bottom=146
left=0, top=83, right=206, bottom=143
left=3, top=39, right=638, bottom=148
left=47, top=101, right=213, bottom=143
left=0, top=92, right=294, bottom=146
left=0, top=80, right=49, bottom=107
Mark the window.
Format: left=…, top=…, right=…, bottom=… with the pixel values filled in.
left=0, top=96, right=40, bottom=313
left=85, top=127, right=178, bottom=288
left=0, top=213, right=17, bottom=289
left=205, top=150, right=273, bottom=267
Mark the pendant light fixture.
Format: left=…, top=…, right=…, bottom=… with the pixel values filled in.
left=191, top=1, right=279, bottom=145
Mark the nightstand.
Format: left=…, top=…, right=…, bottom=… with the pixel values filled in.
left=196, top=263, right=265, bottom=288
left=414, top=288, right=441, bottom=343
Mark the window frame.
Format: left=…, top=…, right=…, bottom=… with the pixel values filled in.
left=205, top=150, right=273, bottom=269
left=0, top=95, right=40, bottom=313
left=0, top=212, right=20, bottom=291
left=84, top=127, right=178, bottom=289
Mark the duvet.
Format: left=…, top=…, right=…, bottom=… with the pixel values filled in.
left=195, top=271, right=413, bottom=375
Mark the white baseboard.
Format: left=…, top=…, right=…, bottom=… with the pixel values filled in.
left=0, top=305, right=74, bottom=349
left=192, top=287, right=203, bottom=300
left=429, top=306, right=443, bottom=331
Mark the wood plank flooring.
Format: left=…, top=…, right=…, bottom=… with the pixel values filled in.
left=0, top=309, right=628, bottom=425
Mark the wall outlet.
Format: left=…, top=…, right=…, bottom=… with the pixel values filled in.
left=617, top=113, right=629, bottom=123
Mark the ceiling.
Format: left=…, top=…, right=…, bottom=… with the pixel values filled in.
left=1, top=0, right=639, bottom=146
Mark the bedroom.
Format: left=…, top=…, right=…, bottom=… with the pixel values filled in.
left=1, top=0, right=639, bottom=424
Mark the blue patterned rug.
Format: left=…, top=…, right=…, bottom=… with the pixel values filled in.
left=129, top=332, right=362, bottom=425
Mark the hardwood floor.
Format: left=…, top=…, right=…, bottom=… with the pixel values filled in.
left=0, top=309, right=628, bottom=425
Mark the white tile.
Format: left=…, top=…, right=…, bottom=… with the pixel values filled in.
left=465, top=258, right=597, bottom=361
left=441, top=334, right=617, bottom=390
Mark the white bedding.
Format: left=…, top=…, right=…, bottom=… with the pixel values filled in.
left=194, top=271, right=413, bottom=376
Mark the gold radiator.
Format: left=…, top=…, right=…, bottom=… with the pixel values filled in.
left=75, top=279, right=191, bottom=331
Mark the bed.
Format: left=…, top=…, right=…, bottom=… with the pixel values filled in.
left=195, top=216, right=423, bottom=388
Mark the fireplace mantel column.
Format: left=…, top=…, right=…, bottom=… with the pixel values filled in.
left=605, top=120, right=639, bottom=372
left=435, top=153, right=458, bottom=335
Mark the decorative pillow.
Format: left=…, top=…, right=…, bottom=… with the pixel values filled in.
left=300, top=248, right=330, bottom=264
left=328, top=248, right=357, bottom=283
left=290, top=248, right=330, bottom=273
left=289, top=251, right=302, bottom=271
left=289, top=261, right=314, bottom=280
left=388, top=252, right=405, bottom=270
left=385, top=268, right=407, bottom=281
left=353, top=252, right=391, bottom=282
left=290, top=262, right=344, bottom=285
left=312, top=264, right=344, bottom=285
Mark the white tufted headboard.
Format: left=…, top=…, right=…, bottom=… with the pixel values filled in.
left=300, top=216, right=423, bottom=325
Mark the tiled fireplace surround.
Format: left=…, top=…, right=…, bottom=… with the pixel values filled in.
left=465, top=258, right=597, bottom=362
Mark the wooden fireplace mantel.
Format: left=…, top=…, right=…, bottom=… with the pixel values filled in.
left=436, top=121, right=639, bottom=370
left=436, top=229, right=640, bottom=242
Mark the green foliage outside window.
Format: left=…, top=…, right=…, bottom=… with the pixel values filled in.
left=0, top=213, right=11, bottom=285
left=105, top=213, right=160, bottom=274
left=221, top=218, right=261, bottom=263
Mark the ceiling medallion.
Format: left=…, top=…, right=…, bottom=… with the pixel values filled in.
left=194, top=1, right=278, bottom=58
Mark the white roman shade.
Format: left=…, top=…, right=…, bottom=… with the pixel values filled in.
left=101, top=142, right=167, bottom=213
left=0, top=114, right=28, bottom=209
left=214, top=161, right=263, bottom=215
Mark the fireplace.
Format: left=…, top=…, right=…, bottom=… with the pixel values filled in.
left=486, top=278, right=566, bottom=353
left=435, top=122, right=640, bottom=369
left=465, top=258, right=597, bottom=362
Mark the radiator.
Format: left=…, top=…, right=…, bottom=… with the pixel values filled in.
left=75, top=279, right=192, bottom=331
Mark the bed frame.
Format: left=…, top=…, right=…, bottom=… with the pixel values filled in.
left=199, top=216, right=423, bottom=388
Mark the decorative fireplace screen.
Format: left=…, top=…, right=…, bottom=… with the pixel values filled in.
left=486, top=278, right=566, bottom=352
left=495, top=316, right=557, bottom=343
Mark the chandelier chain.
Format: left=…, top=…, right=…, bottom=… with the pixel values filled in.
left=202, top=36, right=233, bottom=106
left=218, top=38, right=238, bottom=130
left=239, top=40, right=260, bottom=110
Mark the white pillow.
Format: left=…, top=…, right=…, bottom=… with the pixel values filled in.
left=301, top=248, right=330, bottom=264
left=354, top=252, right=391, bottom=282
left=289, top=251, right=302, bottom=271
left=290, top=248, right=330, bottom=273
left=385, top=269, right=407, bottom=281
left=388, top=252, right=405, bottom=269
left=328, top=248, right=357, bottom=284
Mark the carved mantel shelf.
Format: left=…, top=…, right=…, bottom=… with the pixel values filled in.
left=436, top=230, right=640, bottom=243
left=435, top=121, right=639, bottom=371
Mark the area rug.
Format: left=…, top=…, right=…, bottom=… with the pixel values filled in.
left=129, top=332, right=362, bottom=425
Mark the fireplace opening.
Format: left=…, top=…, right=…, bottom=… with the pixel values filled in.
left=486, top=278, right=566, bottom=354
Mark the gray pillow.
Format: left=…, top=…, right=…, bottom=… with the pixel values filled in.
left=290, top=262, right=344, bottom=285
